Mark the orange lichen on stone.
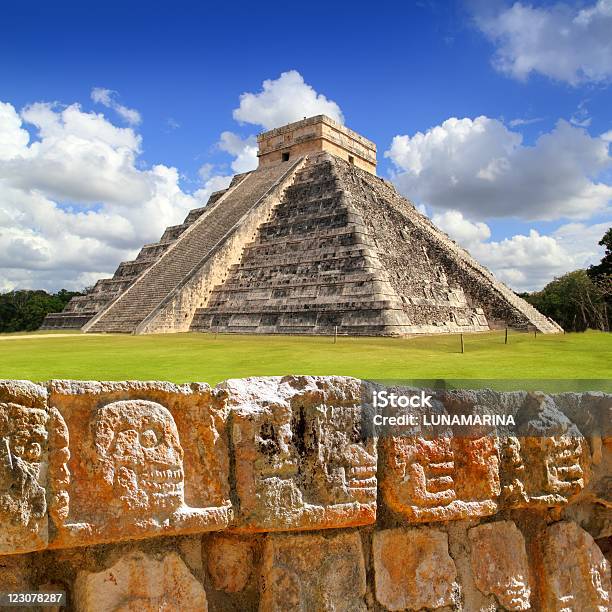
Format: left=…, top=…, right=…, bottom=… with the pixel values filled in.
left=540, top=521, right=611, bottom=611
left=468, top=521, right=532, bottom=610
left=373, top=526, right=457, bottom=611
left=380, top=434, right=500, bottom=522
left=260, top=531, right=367, bottom=611
left=206, top=534, right=254, bottom=593
left=74, top=551, right=208, bottom=611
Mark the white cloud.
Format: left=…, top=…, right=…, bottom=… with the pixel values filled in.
left=432, top=209, right=609, bottom=291
left=431, top=210, right=491, bottom=244
left=218, top=131, right=258, bottom=173
left=233, top=70, right=344, bottom=130
left=2, top=102, right=148, bottom=207
left=205, top=70, right=345, bottom=185
left=0, top=101, right=205, bottom=291
left=189, top=132, right=258, bottom=201
left=197, top=163, right=214, bottom=182
left=385, top=116, right=612, bottom=221
left=508, top=117, right=543, bottom=128
left=0, top=102, right=30, bottom=160
left=0, top=72, right=346, bottom=292
left=193, top=175, right=233, bottom=206
left=91, top=87, right=141, bottom=125
left=570, top=100, right=592, bottom=128
left=475, top=0, right=612, bottom=85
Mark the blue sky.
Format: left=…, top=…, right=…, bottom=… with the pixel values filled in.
left=0, top=0, right=610, bottom=292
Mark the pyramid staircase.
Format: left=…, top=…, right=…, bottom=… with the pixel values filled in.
left=40, top=188, right=233, bottom=330
left=44, top=114, right=562, bottom=337
left=83, top=159, right=303, bottom=333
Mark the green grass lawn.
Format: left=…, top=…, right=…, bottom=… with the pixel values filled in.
left=0, top=329, right=610, bottom=390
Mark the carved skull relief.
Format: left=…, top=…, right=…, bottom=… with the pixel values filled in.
left=255, top=403, right=377, bottom=507
left=91, top=400, right=185, bottom=517
left=381, top=434, right=500, bottom=521
left=301, top=406, right=377, bottom=506
left=0, top=403, right=47, bottom=528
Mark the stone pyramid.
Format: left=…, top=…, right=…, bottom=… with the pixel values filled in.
left=43, top=115, right=562, bottom=335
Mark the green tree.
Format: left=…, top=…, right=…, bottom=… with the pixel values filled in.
left=525, top=270, right=609, bottom=332
left=587, top=228, right=612, bottom=323
left=587, top=227, right=612, bottom=279
left=0, top=289, right=82, bottom=332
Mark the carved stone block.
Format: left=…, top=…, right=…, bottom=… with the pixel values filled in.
left=541, top=521, right=610, bottom=611
left=47, top=381, right=231, bottom=548
left=373, top=526, right=457, bottom=611
left=380, top=435, right=500, bottom=522
left=74, top=551, right=208, bottom=611
left=468, top=521, right=531, bottom=610
left=260, top=531, right=367, bottom=611
left=227, top=376, right=376, bottom=531
left=501, top=393, right=590, bottom=508
left=0, top=380, right=48, bottom=554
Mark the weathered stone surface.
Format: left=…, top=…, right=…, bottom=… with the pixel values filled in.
left=0, top=553, right=33, bottom=595
left=0, top=380, right=48, bottom=554
left=468, top=521, right=531, bottom=610
left=380, top=434, right=500, bottom=522
left=206, top=534, right=253, bottom=593
left=47, top=380, right=231, bottom=548
left=74, top=551, right=208, bottom=611
left=84, top=161, right=301, bottom=334
left=0, top=379, right=610, bottom=611
left=226, top=376, right=376, bottom=531
left=500, top=392, right=591, bottom=508
left=541, top=521, right=611, bottom=611
left=373, top=526, right=457, bottom=611
left=260, top=531, right=367, bottom=611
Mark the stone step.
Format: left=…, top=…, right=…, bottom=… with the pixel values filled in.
left=86, top=162, right=298, bottom=333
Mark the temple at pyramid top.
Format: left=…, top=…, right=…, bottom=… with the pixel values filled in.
left=42, top=115, right=562, bottom=336
left=257, top=115, right=377, bottom=174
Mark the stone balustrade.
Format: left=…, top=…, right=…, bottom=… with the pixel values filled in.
left=0, top=377, right=609, bottom=611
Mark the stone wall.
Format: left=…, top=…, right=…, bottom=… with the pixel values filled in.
left=1, top=377, right=609, bottom=610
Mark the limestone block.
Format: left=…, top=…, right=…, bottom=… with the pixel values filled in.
left=0, top=552, right=33, bottom=594
left=226, top=376, right=377, bottom=531
left=74, top=551, right=208, bottom=611
left=47, top=380, right=231, bottom=548
left=372, top=526, right=457, bottom=611
left=0, top=380, right=48, bottom=554
left=468, top=521, right=531, bottom=610
left=260, top=531, right=367, bottom=611
left=206, top=534, right=253, bottom=593
left=541, top=521, right=611, bottom=611
left=380, top=435, right=500, bottom=522
left=501, top=393, right=590, bottom=508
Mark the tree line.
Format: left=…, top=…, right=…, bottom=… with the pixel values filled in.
left=520, top=228, right=611, bottom=332
left=0, top=289, right=82, bottom=332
